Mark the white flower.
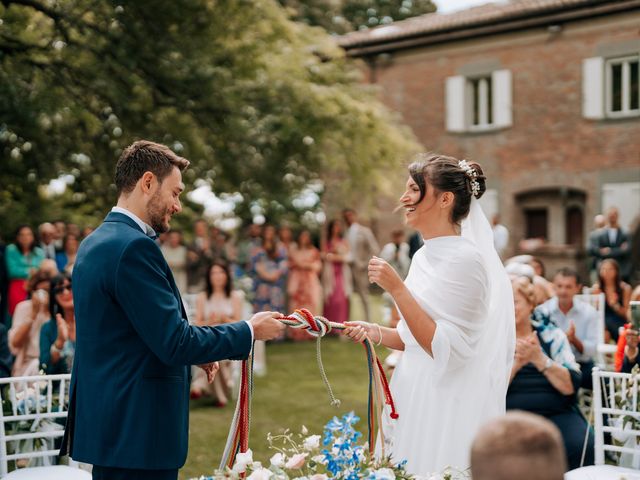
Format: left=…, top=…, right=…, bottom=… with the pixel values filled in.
left=311, top=455, right=326, bottom=464
left=270, top=452, right=285, bottom=468
left=285, top=452, right=308, bottom=469
left=303, top=435, right=321, bottom=451
left=301, top=425, right=309, bottom=435
left=309, top=475, right=328, bottom=480
left=232, top=449, right=254, bottom=473
left=373, top=468, right=396, bottom=480
left=247, top=467, right=273, bottom=480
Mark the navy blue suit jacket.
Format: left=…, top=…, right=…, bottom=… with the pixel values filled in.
left=60, top=212, right=252, bottom=469
left=588, top=228, right=632, bottom=280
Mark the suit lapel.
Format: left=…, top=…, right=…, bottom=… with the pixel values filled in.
left=103, top=211, right=146, bottom=234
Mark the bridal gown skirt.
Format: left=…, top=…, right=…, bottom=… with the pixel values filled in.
left=380, top=346, right=497, bottom=476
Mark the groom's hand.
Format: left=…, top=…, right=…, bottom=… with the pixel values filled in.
left=250, top=311, right=285, bottom=341
left=197, top=362, right=219, bottom=383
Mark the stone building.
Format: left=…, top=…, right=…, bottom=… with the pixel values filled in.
left=339, top=0, right=640, bottom=279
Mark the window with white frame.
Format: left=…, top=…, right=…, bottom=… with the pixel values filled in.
left=606, top=56, right=639, bottom=117
left=469, top=76, right=493, bottom=128
left=445, top=70, right=511, bottom=132
left=583, top=54, right=640, bottom=119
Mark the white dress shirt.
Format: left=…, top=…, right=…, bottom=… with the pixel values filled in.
left=535, top=296, right=599, bottom=363
left=111, top=206, right=156, bottom=237
left=40, top=242, right=57, bottom=260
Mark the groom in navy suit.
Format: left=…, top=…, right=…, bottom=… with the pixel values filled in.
left=60, top=141, right=285, bottom=480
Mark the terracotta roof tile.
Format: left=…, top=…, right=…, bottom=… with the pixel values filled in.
left=339, top=0, right=620, bottom=48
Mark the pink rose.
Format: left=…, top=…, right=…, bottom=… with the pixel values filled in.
left=285, top=452, right=308, bottom=469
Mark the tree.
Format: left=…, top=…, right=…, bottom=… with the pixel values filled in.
left=278, top=0, right=436, bottom=34
left=0, top=0, right=418, bottom=235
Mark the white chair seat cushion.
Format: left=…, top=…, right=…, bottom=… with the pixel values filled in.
left=565, top=465, right=640, bottom=480
left=5, top=465, right=91, bottom=480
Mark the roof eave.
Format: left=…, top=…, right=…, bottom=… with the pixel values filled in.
left=341, top=1, right=640, bottom=57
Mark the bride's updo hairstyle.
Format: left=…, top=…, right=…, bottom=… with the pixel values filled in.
left=408, top=153, right=487, bottom=225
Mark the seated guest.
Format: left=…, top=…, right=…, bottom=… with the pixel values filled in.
left=39, top=258, right=59, bottom=277
left=191, top=261, right=243, bottom=405
left=621, top=328, right=638, bottom=373
left=55, top=233, right=80, bottom=274
left=508, top=277, right=594, bottom=470
left=6, top=225, right=45, bottom=322
left=40, top=273, right=75, bottom=374
left=592, top=259, right=631, bottom=342
left=536, top=268, right=599, bottom=389
left=506, top=256, right=554, bottom=305
left=529, top=257, right=556, bottom=304
left=615, top=284, right=640, bottom=371
left=8, top=270, right=52, bottom=376
left=471, top=411, right=566, bottom=480
left=529, top=257, right=546, bottom=278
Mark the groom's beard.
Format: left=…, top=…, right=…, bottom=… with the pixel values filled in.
left=147, top=191, right=171, bottom=234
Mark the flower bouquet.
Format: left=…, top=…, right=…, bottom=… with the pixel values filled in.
left=192, top=412, right=469, bottom=480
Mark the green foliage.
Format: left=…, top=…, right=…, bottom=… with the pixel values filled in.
left=279, top=0, right=436, bottom=34
left=0, top=0, right=419, bottom=236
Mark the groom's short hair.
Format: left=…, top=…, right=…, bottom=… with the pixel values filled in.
left=115, top=140, right=190, bottom=196
left=471, top=411, right=566, bottom=480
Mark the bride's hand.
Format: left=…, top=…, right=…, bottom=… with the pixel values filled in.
left=368, top=256, right=403, bottom=296
left=343, top=321, right=372, bottom=343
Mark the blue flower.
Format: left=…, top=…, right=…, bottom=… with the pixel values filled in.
left=342, top=412, right=360, bottom=426
left=325, top=416, right=343, bottom=432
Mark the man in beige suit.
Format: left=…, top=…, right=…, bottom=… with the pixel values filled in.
left=343, top=208, right=380, bottom=322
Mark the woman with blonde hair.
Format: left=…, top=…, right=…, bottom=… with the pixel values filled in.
left=508, top=276, right=593, bottom=470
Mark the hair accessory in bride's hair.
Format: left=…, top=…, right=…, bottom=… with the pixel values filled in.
left=458, top=159, right=481, bottom=198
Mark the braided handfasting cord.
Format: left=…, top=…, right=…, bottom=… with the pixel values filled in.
left=219, top=308, right=398, bottom=470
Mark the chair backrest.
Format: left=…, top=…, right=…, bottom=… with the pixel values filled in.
left=574, top=293, right=609, bottom=365
left=592, top=368, right=640, bottom=466
left=0, top=374, right=71, bottom=476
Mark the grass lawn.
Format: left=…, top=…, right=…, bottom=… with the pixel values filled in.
left=181, top=294, right=387, bottom=479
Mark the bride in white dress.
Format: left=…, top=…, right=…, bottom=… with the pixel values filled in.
left=346, top=153, right=515, bottom=476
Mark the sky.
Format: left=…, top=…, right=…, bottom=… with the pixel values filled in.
left=434, top=0, right=497, bottom=14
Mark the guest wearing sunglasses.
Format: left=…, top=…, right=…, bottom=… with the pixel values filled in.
left=40, top=272, right=75, bottom=374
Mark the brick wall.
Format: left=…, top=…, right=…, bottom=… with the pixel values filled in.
left=352, top=11, right=640, bottom=277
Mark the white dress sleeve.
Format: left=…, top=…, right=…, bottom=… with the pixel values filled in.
left=415, top=254, right=490, bottom=375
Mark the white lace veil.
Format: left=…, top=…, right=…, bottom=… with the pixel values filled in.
left=461, top=199, right=516, bottom=414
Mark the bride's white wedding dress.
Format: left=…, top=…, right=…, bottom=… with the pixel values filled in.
left=381, top=201, right=515, bottom=475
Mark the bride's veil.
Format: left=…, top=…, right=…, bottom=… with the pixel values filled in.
left=461, top=199, right=516, bottom=414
